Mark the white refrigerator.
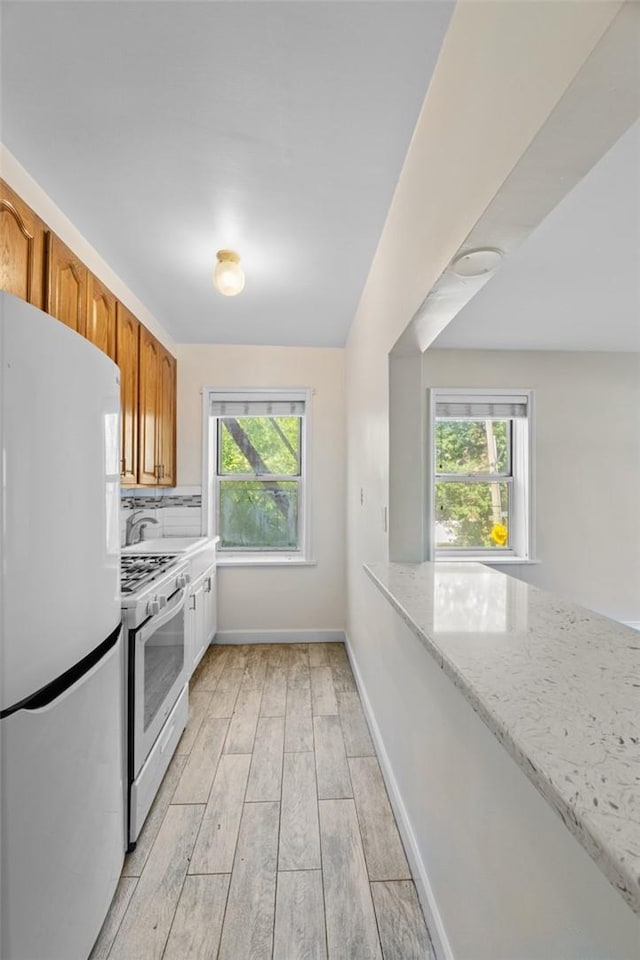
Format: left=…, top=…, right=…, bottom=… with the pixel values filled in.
left=0, top=292, right=124, bottom=959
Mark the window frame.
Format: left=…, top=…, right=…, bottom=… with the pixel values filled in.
left=202, top=387, right=313, bottom=565
left=427, top=388, right=535, bottom=563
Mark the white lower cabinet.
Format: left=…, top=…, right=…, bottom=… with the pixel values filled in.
left=202, top=567, right=217, bottom=648
left=186, top=562, right=217, bottom=674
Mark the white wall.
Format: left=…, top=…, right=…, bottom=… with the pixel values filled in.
left=346, top=0, right=625, bottom=593
left=176, top=344, right=346, bottom=634
left=422, top=349, right=640, bottom=623
left=344, top=3, right=634, bottom=956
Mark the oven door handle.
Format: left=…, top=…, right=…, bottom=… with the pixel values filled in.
left=138, top=588, right=187, bottom=643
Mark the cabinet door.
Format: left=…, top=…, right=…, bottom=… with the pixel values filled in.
left=138, top=324, right=161, bottom=485
left=0, top=180, right=45, bottom=308
left=45, top=233, right=87, bottom=336
left=188, top=581, right=206, bottom=675
left=157, top=346, right=176, bottom=487
left=86, top=273, right=116, bottom=360
left=116, top=303, right=139, bottom=485
left=202, top=567, right=217, bottom=649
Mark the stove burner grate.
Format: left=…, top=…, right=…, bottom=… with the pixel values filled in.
left=120, top=554, right=178, bottom=595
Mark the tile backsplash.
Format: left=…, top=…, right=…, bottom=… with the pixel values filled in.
left=120, top=486, right=203, bottom=545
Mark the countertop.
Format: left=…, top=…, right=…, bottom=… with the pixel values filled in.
left=364, top=560, right=640, bottom=915
left=122, top=535, right=220, bottom=556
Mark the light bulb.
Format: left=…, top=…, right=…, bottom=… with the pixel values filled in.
left=213, top=250, right=245, bottom=296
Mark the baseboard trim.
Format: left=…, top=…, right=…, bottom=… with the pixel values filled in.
left=214, top=628, right=346, bottom=645
left=344, top=634, right=455, bottom=960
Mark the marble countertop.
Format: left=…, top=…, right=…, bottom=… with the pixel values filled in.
left=364, top=560, right=640, bottom=915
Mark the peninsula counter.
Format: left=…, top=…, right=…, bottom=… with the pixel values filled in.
left=355, top=561, right=640, bottom=959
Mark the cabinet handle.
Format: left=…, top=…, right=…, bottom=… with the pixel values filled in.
left=189, top=595, right=196, bottom=610
left=154, top=464, right=160, bottom=480
left=205, top=576, right=213, bottom=593
left=161, top=464, right=165, bottom=479
left=120, top=457, right=126, bottom=476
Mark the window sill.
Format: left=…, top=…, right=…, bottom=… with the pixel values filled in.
left=482, top=557, right=540, bottom=565
left=435, top=555, right=540, bottom=566
left=216, top=554, right=316, bottom=568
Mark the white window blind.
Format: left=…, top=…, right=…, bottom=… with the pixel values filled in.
left=210, top=399, right=305, bottom=417
left=435, top=396, right=528, bottom=419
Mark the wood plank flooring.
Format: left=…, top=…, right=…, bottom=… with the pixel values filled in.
left=90, top=642, right=435, bottom=960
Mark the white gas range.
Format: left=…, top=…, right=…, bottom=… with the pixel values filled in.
left=120, top=554, right=192, bottom=849
left=121, top=553, right=190, bottom=623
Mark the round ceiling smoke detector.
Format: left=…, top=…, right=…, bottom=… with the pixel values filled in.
left=451, top=247, right=503, bottom=278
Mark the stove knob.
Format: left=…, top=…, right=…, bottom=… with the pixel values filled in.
left=147, top=598, right=160, bottom=616
left=177, top=572, right=191, bottom=589
left=158, top=595, right=168, bottom=610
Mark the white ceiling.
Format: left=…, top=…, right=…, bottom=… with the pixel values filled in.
left=1, top=1, right=453, bottom=346
left=433, top=118, right=640, bottom=352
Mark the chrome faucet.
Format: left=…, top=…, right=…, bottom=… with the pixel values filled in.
left=125, top=509, right=159, bottom=546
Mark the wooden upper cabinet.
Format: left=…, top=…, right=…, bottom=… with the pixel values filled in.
left=46, top=233, right=87, bottom=335
left=116, top=302, right=139, bottom=485
left=138, top=325, right=177, bottom=487
left=157, top=346, right=176, bottom=487
left=86, top=273, right=116, bottom=360
left=1, top=184, right=177, bottom=489
left=0, top=180, right=45, bottom=308
left=138, top=324, right=162, bottom=485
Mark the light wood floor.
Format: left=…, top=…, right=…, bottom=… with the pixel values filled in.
left=90, top=642, right=435, bottom=960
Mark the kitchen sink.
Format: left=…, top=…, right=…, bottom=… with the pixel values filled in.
left=122, top=537, right=209, bottom=555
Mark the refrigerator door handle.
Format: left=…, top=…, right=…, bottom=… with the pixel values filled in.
left=0, top=623, right=121, bottom=719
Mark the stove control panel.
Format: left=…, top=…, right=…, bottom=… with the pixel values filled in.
left=120, top=554, right=191, bottom=629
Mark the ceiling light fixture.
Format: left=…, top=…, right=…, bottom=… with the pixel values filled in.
left=451, top=247, right=503, bottom=278
left=213, top=249, right=245, bottom=296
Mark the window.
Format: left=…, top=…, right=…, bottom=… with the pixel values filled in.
left=204, top=390, right=310, bottom=561
left=429, top=389, right=534, bottom=561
